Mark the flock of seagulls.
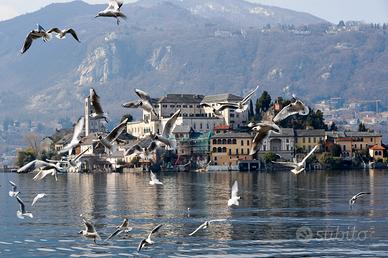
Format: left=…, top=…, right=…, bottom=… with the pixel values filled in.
left=21, top=0, right=126, bottom=54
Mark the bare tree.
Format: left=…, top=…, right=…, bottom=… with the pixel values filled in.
left=24, top=133, right=42, bottom=156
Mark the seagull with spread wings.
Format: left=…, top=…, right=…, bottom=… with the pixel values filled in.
left=17, top=159, right=63, bottom=174
left=122, top=89, right=158, bottom=118
left=137, top=224, right=163, bottom=252
left=97, top=118, right=128, bottom=151
left=199, top=102, right=238, bottom=120
left=105, top=218, right=132, bottom=241
left=218, top=85, right=260, bottom=113
left=228, top=181, right=240, bottom=206
left=249, top=122, right=281, bottom=155
left=31, top=193, right=46, bottom=206
left=273, top=96, right=309, bottom=123
left=47, top=27, right=80, bottom=42
left=149, top=171, right=163, bottom=185
left=16, top=196, right=33, bottom=219
left=189, top=219, right=227, bottom=236
left=59, top=117, right=85, bottom=155
left=8, top=181, right=20, bottom=197
left=153, top=109, right=181, bottom=148
left=79, top=218, right=101, bottom=243
left=272, top=145, right=319, bottom=175
left=95, top=0, right=127, bottom=25
left=89, top=88, right=108, bottom=122
left=21, top=24, right=51, bottom=54
left=349, top=192, right=371, bottom=206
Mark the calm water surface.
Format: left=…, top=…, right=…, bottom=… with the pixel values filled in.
left=1, top=170, right=388, bottom=257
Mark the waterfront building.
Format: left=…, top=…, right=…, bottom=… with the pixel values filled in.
left=295, top=129, right=325, bottom=152
left=369, top=145, right=385, bottom=160
left=258, top=128, right=295, bottom=160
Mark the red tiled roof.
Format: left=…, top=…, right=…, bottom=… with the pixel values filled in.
left=214, top=124, right=230, bottom=130
left=369, top=145, right=385, bottom=150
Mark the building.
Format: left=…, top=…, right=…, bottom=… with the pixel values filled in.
left=295, top=129, right=325, bottom=152
left=84, top=94, right=105, bottom=136
left=325, top=131, right=382, bottom=157
left=369, top=145, right=385, bottom=160
left=258, top=128, right=295, bottom=160
left=210, top=132, right=253, bottom=166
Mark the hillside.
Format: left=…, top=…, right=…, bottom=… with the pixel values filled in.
left=0, top=0, right=387, bottom=126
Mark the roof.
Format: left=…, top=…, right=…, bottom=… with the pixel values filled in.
left=54, top=133, right=73, bottom=145
left=211, top=132, right=253, bottom=139
left=295, top=129, right=325, bottom=137
left=80, top=133, right=100, bottom=145
left=326, top=131, right=382, bottom=138
left=202, top=93, right=242, bottom=103
left=369, top=145, right=385, bottom=150
left=214, top=124, right=231, bottom=130
left=158, top=94, right=204, bottom=104
left=269, top=128, right=294, bottom=137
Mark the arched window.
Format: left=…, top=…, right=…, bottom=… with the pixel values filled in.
left=213, top=139, right=216, bottom=144
left=217, top=139, right=222, bottom=144
left=232, top=139, right=237, bottom=144
left=217, top=147, right=222, bottom=152
left=213, top=147, right=217, bottom=152
left=222, top=147, right=226, bottom=152
left=227, top=139, right=231, bottom=144
left=222, top=139, right=226, bottom=144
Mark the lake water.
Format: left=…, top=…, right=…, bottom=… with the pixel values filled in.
left=1, top=170, right=388, bottom=257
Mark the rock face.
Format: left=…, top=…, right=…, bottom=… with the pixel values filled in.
left=0, top=0, right=387, bottom=123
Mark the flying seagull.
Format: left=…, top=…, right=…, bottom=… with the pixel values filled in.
left=349, top=192, right=371, bottom=206
left=137, top=224, right=163, bottom=252
left=125, top=140, right=157, bottom=160
left=8, top=181, right=19, bottom=197
left=17, top=159, right=63, bottom=173
left=21, top=24, right=51, bottom=54
left=153, top=109, right=181, bottom=148
left=272, top=145, right=319, bottom=175
left=49, top=146, right=90, bottom=172
left=95, top=0, right=127, bottom=25
left=79, top=218, right=101, bottom=243
left=273, top=96, right=309, bottom=123
left=218, top=85, right=260, bottom=113
left=228, top=181, right=240, bottom=206
left=59, top=117, right=85, bottom=155
left=47, top=27, right=80, bottom=42
left=31, top=193, right=46, bottom=206
left=105, top=218, right=132, bottom=241
left=122, top=89, right=158, bottom=118
left=249, top=122, right=281, bottom=155
left=97, top=118, right=128, bottom=150
left=199, top=102, right=238, bottom=120
left=33, top=168, right=59, bottom=181
left=149, top=171, right=163, bottom=185
left=89, top=88, right=108, bottom=122
left=16, top=196, right=33, bottom=219
left=189, top=219, right=227, bottom=236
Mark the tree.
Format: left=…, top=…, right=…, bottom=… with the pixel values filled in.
left=24, top=133, right=41, bottom=157
left=248, top=99, right=254, bottom=120
left=15, top=148, right=36, bottom=167
left=329, top=122, right=338, bottom=131
left=256, top=91, right=272, bottom=112
left=262, top=152, right=277, bottom=163
left=358, top=122, right=367, bottom=132
left=329, top=144, right=342, bottom=157
left=121, top=113, right=133, bottom=123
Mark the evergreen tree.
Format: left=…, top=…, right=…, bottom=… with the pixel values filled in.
left=256, top=91, right=272, bottom=112
left=248, top=99, right=254, bottom=120
left=358, top=122, right=367, bottom=132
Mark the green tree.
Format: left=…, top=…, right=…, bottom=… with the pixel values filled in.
left=121, top=113, right=134, bottom=123
left=329, top=122, right=338, bottom=131
left=256, top=91, right=272, bottom=112
left=15, top=148, right=36, bottom=167
left=262, top=152, right=277, bottom=163
left=358, top=122, right=367, bottom=132
left=248, top=99, right=254, bottom=120
left=329, top=144, right=342, bottom=157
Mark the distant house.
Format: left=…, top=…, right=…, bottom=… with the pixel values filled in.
left=295, top=129, right=325, bottom=152
left=369, top=145, right=385, bottom=160
left=258, top=128, right=295, bottom=160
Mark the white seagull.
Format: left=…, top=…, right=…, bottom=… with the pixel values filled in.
left=89, top=88, right=108, bottom=122
left=59, top=117, right=85, bottom=155
left=31, top=193, right=46, bottom=206
left=47, top=27, right=80, bottom=42
left=106, top=218, right=132, bottom=241
left=249, top=122, right=281, bottom=155
left=199, top=102, right=238, bottom=120
left=122, top=89, right=158, bottom=118
left=189, top=219, right=227, bottom=236
left=17, top=159, right=63, bottom=173
left=149, top=171, right=163, bottom=185
left=349, top=192, right=371, bottom=206
left=79, top=218, right=101, bottom=243
left=33, top=168, right=59, bottom=182
left=227, top=181, right=240, bottom=207
left=97, top=118, right=128, bottom=151
left=95, top=0, right=127, bottom=25
left=153, top=109, right=181, bottom=148
left=16, top=196, right=33, bottom=219
left=137, top=224, right=163, bottom=252
left=273, top=96, right=309, bottom=123
left=272, top=145, right=319, bottom=175
left=125, top=140, right=157, bottom=160
left=218, top=85, right=259, bottom=113
left=21, top=24, right=51, bottom=54
left=8, top=181, right=20, bottom=197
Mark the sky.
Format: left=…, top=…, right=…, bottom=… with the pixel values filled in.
left=0, top=0, right=387, bottom=23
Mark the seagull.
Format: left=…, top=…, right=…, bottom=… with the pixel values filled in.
left=349, top=192, right=371, bottom=206
left=217, top=85, right=259, bottom=113
left=59, top=117, right=85, bottom=155
left=47, top=27, right=80, bottom=42
left=272, top=145, right=319, bottom=175
left=137, top=224, right=163, bottom=252
left=273, top=96, right=309, bottom=123
left=95, top=0, right=127, bottom=25
left=16, top=196, right=33, bottom=219
left=249, top=122, right=281, bottom=155
left=17, top=159, right=63, bottom=173
left=122, top=89, right=158, bottom=118
left=105, top=218, right=132, bottom=241
left=228, top=181, right=240, bottom=206
left=31, top=193, right=46, bottom=206
left=199, top=102, right=238, bottom=119
left=79, top=218, right=101, bottom=243
left=153, top=109, right=181, bottom=148
left=189, top=219, right=227, bottom=236
left=49, top=146, right=90, bottom=172
left=125, top=141, right=157, bottom=160
left=149, top=171, right=163, bottom=185
left=89, top=88, right=108, bottom=122
left=8, top=181, right=19, bottom=197
left=21, top=24, right=51, bottom=54
left=97, top=118, right=128, bottom=150
left=33, top=168, right=59, bottom=181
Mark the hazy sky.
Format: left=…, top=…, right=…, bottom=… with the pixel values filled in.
left=0, top=0, right=387, bottom=23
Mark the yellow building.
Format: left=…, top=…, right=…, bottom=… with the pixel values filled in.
left=210, top=132, right=253, bottom=166
left=369, top=145, right=385, bottom=160
left=295, top=129, right=325, bottom=152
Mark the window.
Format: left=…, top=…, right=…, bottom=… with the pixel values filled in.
left=241, top=140, right=244, bottom=146
left=217, top=139, right=221, bottom=144
left=286, top=139, right=289, bottom=143
left=286, top=145, right=289, bottom=151
left=303, top=138, right=305, bottom=143
left=230, top=114, right=235, bottom=118
left=197, top=105, right=201, bottom=108
left=308, top=137, right=311, bottom=143
left=232, top=139, right=237, bottom=144
left=214, top=157, right=217, bottom=161
left=313, top=137, right=316, bottom=143
left=227, top=139, right=231, bottom=144
left=183, top=113, right=188, bottom=117
left=213, top=139, right=216, bottom=144
left=236, top=149, right=239, bottom=155
left=229, top=149, right=231, bottom=155
left=207, top=124, right=209, bottom=129
left=189, top=105, right=193, bottom=108
left=222, top=147, right=226, bottom=152
left=170, top=105, right=175, bottom=108
left=200, top=123, right=203, bottom=129
left=183, top=105, right=188, bottom=108
left=247, top=148, right=249, bottom=154
left=263, top=145, right=266, bottom=151
left=222, top=139, right=226, bottom=144
left=371, top=138, right=373, bottom=142
left=247, top=140, right=250, bottom=146
left=217, top=147, right=222, bottom=152
left=241, top=148, right=244, bottom=155
left=162, top=105, right=168, bottom=108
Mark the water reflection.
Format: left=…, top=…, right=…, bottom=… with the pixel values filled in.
left=0, top=170, right=388, bottom=256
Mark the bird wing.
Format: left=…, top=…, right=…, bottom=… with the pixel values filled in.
left=272, top=103, right=298, bottom=123
left=137, top=239, right=147, bottom=252
left=106, top=228, right=122, bottom=240
left=301, top=145, right=319, bottom=164
left=249, top=129, right=268, bottom=155
left=47, top=27, right=61, bottom=34
left=83, top=219, right=96, bottom=233
left=9, top=180, right=17, bottom=191
left=21, top=32, right=34, bottom=54
left=231, top=180, right=238, bottom=199
left=135, top=89, right=151, bottom=102
left=16, top=196, right=26, bottom=213
left=162, top=109, right=181, bottom=138
left=105, top=118, right=128, bottom=143
left=90, top=89, right=105, bottom=115
left=122, top=100, right=142, bottom=108
left=31, top=193, right=45, bottom=206
left=124, top=144, right=142, bottom=156
left=354, top=192, right=371, bottom=199
left=72, top=146, right=91, bottom=162
left=217, top=103, right=239, bottom=111
left=33, top=169, right=55, bottom=181
left=272, top=161, right=298, bottom=168
left=241, top=85, right=259, bottom=105
left=189, top=222, right=207, bottom=236
left=147, top=141, right=158, bottom=153
left=65, top=28, right=80, bottom=42
left=17, top=160, right=37, bottom=173
left=150, top=171, right=157, bottom=181
left=149, top=224, right=163, bottom=236
left=71, top=117, right=85, bottom=143
left=199, top=102, right=211, bottom=108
